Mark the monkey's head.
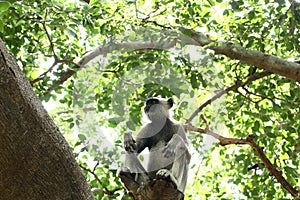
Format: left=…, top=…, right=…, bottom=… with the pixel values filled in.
left=144, top=97, right=173, bottom=122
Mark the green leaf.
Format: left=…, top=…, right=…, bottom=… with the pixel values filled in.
left=0, top=20, right=3, bottom=32
left=264, top=126, right=272, bottom=133
left=261, top=115, right=270, bottom=122
left=108, top=117, right=119, bottom=128
left=0, top=1, right=10, bottom=11
left=236, top=154, right=245, bottom=161
left=180, top=27, right=192, bottom=37
left=78, top=134, right=86, bottom=141
left=264, top=126, right=275, bottom=138
left=191, top=73, right=199, bottom=89
left=253, top=120, right=260, bottom=132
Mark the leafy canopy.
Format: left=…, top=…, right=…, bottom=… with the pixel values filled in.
left=1, top=0, right=299, bottom=199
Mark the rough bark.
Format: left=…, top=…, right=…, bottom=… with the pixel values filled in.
left=119, top=171, right=184, bottom=200
left=0, top=39, right=94, bottom=199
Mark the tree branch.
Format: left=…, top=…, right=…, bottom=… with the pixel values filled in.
left=184, top=116, right=299, bottom=197
left=182, top=27, right=300, bottom=82
left=41, top=28, right=300, bottom=96
left=118, top=170, right=184, bottom=200
left=42, top=39, right=182, bottom=96
left=186, top=70, right=272, bottom=123
left=30, top=58, right=76, bottom=85
left=79, top=164, right=122, bottom=196
left=41, top=21, right=57, bottom=60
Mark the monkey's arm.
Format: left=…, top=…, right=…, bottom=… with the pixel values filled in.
left=124, top=128, right=148, bottom=154
left=135, top=126, right=150, bottom=154
left=163, top=124, right=189, bottom=158
left=176, top=124, right=189, bottom=144
left=123, top=131, right=149, bottom=183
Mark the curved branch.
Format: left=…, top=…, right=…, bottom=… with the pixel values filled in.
left=41, top=20, right=57, bottom=60
left=186, top=70, right=272, bottom=123
left=31, top=58, right=76, bottom=85
left=42, top=39, right=183, bottom=96
left=184, top=122, right=299, bottom=197
left=79, top=164, right=122, bottom=196
left=42, top=27, right=300, bottom=95
left=183, top=28, right=300, bottom=82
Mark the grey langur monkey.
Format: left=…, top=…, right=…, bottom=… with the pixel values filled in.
left=122, top=97, right=191, bottom=192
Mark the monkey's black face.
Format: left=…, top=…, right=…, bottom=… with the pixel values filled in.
left=144, top=97, right=173, bottom=114
left=144, top=98, right=159, bottom=113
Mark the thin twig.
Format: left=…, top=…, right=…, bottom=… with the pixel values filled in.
left=31, top=58, right=78, bottom=85
left=31, top=60, right=57, bottom=85
left=79, top=164, right=122, bottom=196
left=41, top=21, right=57, bottom=60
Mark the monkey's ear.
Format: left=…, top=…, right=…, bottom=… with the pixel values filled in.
left=167, top=98, right=173, bottom=109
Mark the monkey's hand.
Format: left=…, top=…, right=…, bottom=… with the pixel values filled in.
left=156, top=169, right=178, bottom=187
left=123, top=131, right=137, bottom=153
left=162, top=134, right=186, bottom=158
left=162, top=143, right=176, bottom=158
left=162, top=134, right=180, bottom=158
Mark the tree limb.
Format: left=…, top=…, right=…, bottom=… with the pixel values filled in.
left=186, top=70, right=272, bottom=123
left=79, top=164, right=122, bottom=196
left=118, top=170, right=184, bottom=200
left=40, top=28, right=300, bottom=95
left=30, top=58, right=76, bottom=85
left=184, top=116, right=299, bottom=197
left=42, top=39, right=181, bottom=96
left=41, top=21, right=57, bottom=60
left=183, top=28, right=300, bottom=82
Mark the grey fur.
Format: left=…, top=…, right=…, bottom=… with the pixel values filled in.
left=122, top=97, right=191, bottom=192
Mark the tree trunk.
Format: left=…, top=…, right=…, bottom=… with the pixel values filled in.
left=0, top=39, right=94, bottom=199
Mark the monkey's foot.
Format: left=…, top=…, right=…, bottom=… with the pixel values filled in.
left=120, top=167, right=131, bottom=173
left=156, top=169, right=178, bottom=188
left=118, top=167, right=150, bottom=185
left=118, top=167, right=134, bottom=178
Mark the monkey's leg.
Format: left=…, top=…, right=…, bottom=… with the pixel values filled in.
left=124, top=152, right=150, bottom=184
left=170, top=140, right=191, bottom=192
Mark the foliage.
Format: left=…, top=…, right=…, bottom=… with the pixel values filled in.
left=1, top=0, right=299, bottom=199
